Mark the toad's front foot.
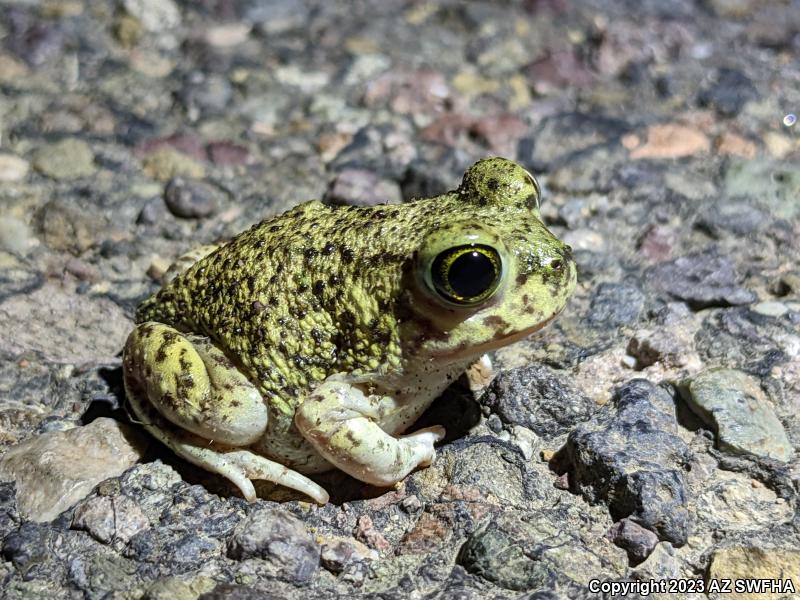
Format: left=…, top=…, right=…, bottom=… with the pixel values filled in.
left=295, top=378, right=447, bottom=487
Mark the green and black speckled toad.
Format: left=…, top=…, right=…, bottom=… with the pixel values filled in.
left=123, top=157, right=577, bottom=503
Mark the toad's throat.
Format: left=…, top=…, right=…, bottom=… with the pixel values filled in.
left=437, top=309, right=563, bottom=362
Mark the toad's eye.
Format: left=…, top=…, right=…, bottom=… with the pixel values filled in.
left=429, top=244, right=502, bottom=305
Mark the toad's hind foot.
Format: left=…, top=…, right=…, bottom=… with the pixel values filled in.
left=156, top=429, right=329, bottom=504
left=125, top=380, right=329, bottom=503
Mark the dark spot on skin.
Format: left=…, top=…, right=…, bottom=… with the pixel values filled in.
left=252, top=301, right=265, bottom=314
left=298, top=284, right=309, bottom=293
left=483, top=315, right=510, bottom=330
left=522, top=294, right=529, bottom=305
left=345, top=429, right=361, bottom=447
left=516, top=273, right=528, bottom=286
left=254, top=239, right=265, bottom=248
left=341, top=247, right=355, bottom=263
left=329, top=274, right=340, bottom=286
left=523, top=193, right=539, bottom=210
left=313, top=280, right=325, bottom=296
left=487, top=178, right=499, bottom=191
left=478, top=197, right=488, bottom=207
left=322, top=242, right=336, bottom=255
left=269, top=296, right=278, bottom=306
left=270, top=225, right=280, bottom=232
left=304, top=248, right=318, bottom=261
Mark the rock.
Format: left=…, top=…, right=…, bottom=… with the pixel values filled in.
left=646, top=247, right=756, bottom=308
left=0, top=216, right=38, bottom=255
left=626, top=328, right=688, bottom=369
left=715, top=132, right=757, bottom=158
left=698, top=68, right=758, bottom=117
left=319, top=536, right=375, bottom=574
left=203, top=23, right=251, bottom=48
left=687, top=368, right=793, bottom=462
left=0, top=418, right=147, bottom=522
left=123, top=0, right=181, bottom=32
left=480, top=365, right=595, bottom=440
left=627, top=124, right=710, bottom=159
left=0, top=281, right=132, bottom=363
left=695, top=199, right=769, bottom=237
left=143, top=576, right=217, bottom=600
left=751, top=301, right=788, bottom=317
left=353, top=514, right=391, bottom=552
left=71, top=494, right=150, bottom=544
left=586, top=282, right=645, bottom=329
left=708, top=547, right=800, bottom=600
left=32, top=139, right=96, bottom=180
left=556, top=380, right=690, bottom=548
left=207, top=141, right=250, bottom=167
left=324, top=168, right=403, bottom=206
left=142, top=148, right=205, bottom=181
left=607, top=518, right=659, bottom=565
left=723, top=159, right=800, bottom=220
left=0, top=154, right=29, bottom=182
left=227, top=507, right=320, bottom=583
left=163, top=178, right=220, bottom=219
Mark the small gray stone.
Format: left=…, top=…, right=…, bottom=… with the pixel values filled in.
left=324, top=168, right=403, bottom=206
left=586, top=282, right=644, bottom=328
left=164, top=178, right=220, bottom=219
left=697, top=68, right=758, bottom=117
left=71, top=494, right=150, bottom=544
left=227, top=507, right=320, bottom=583
left=0, top=418, right=147, bottom=522
left=0, top=216, right=38, bottom=255
left=32, top=139, right=96, bottom=180
left=646, top=247, right=756, bottom=308
left=687, top=368, right=793, bottom=462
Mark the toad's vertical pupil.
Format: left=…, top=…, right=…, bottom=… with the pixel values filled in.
left=448, top=251, right=495, bottom=298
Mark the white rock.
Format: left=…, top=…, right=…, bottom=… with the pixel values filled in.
left=0, top=418, right=146, bottom=522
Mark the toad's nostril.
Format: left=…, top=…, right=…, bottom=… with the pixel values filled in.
left=551, top=260, right=563, bottom=271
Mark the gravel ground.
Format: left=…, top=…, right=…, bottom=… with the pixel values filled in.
left=0, top=0, right=799, bottom=598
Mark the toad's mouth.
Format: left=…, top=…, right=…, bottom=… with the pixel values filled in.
left=437, top=308, right=564, bottom=363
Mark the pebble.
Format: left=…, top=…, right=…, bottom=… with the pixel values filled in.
left=319, top=536, right=375, bottom=574
left=627, top=124, right=710, bottom=159
left=0, top=154, right=29, bottom=182
left=71, top=494, right=149, bottom=544
left=203, top=23, right=251, bottom=48
left=227, top=508, right=320, bottom=583
left=163, top=178, right=220, bottom=219
left=586, top=282, right=645, bottom=329
left=698, top=68, right=758, bottom=117
left=0, top=418, right=147, bottom=522
left=688, top=368, right=793, bottom=462
left=324, top=169, right=403, bottom=206
left=646, top=248, right=756, bottom=308
left=123, top=0, right=181, bottom=32
left=607, top=518, right=660, bottom=565
left=708, top=547, right=799, bottom=600
left=0, top=216, right=38, bottom=256
left=751, top=301, right=789, bottom=317
left=715, top=131, right=757, bottom=158
left=32, top=139, right=96, bottom=180
left=142, top=148, right=205, bottom=181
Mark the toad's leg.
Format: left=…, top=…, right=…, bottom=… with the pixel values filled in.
left=294, top=378, right=446, bottom=486
left=123, top=322, right=329, bottom=503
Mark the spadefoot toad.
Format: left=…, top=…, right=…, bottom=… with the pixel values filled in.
left=123, top=157, right=577, bottom=503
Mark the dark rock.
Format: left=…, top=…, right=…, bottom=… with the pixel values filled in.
left=457, top=518, right=557, bottom=591
left=480, top=365, right=595, bottom=439
left=695, top=199, right=769, bottom=237
left=646, top=247, right=756, bottom=309
left=227, top=507, right=320, bottom=584
left=2, top=520, right=53, bottom=573
left=698, top=68, right=758, bottom=117
left=586, top=282, right=645, bottom=329
left=164, top=177, right=221, bottom=219
left=694, top=307, right=794, bottom=375
left=555, top=380, right=690, bottom=549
